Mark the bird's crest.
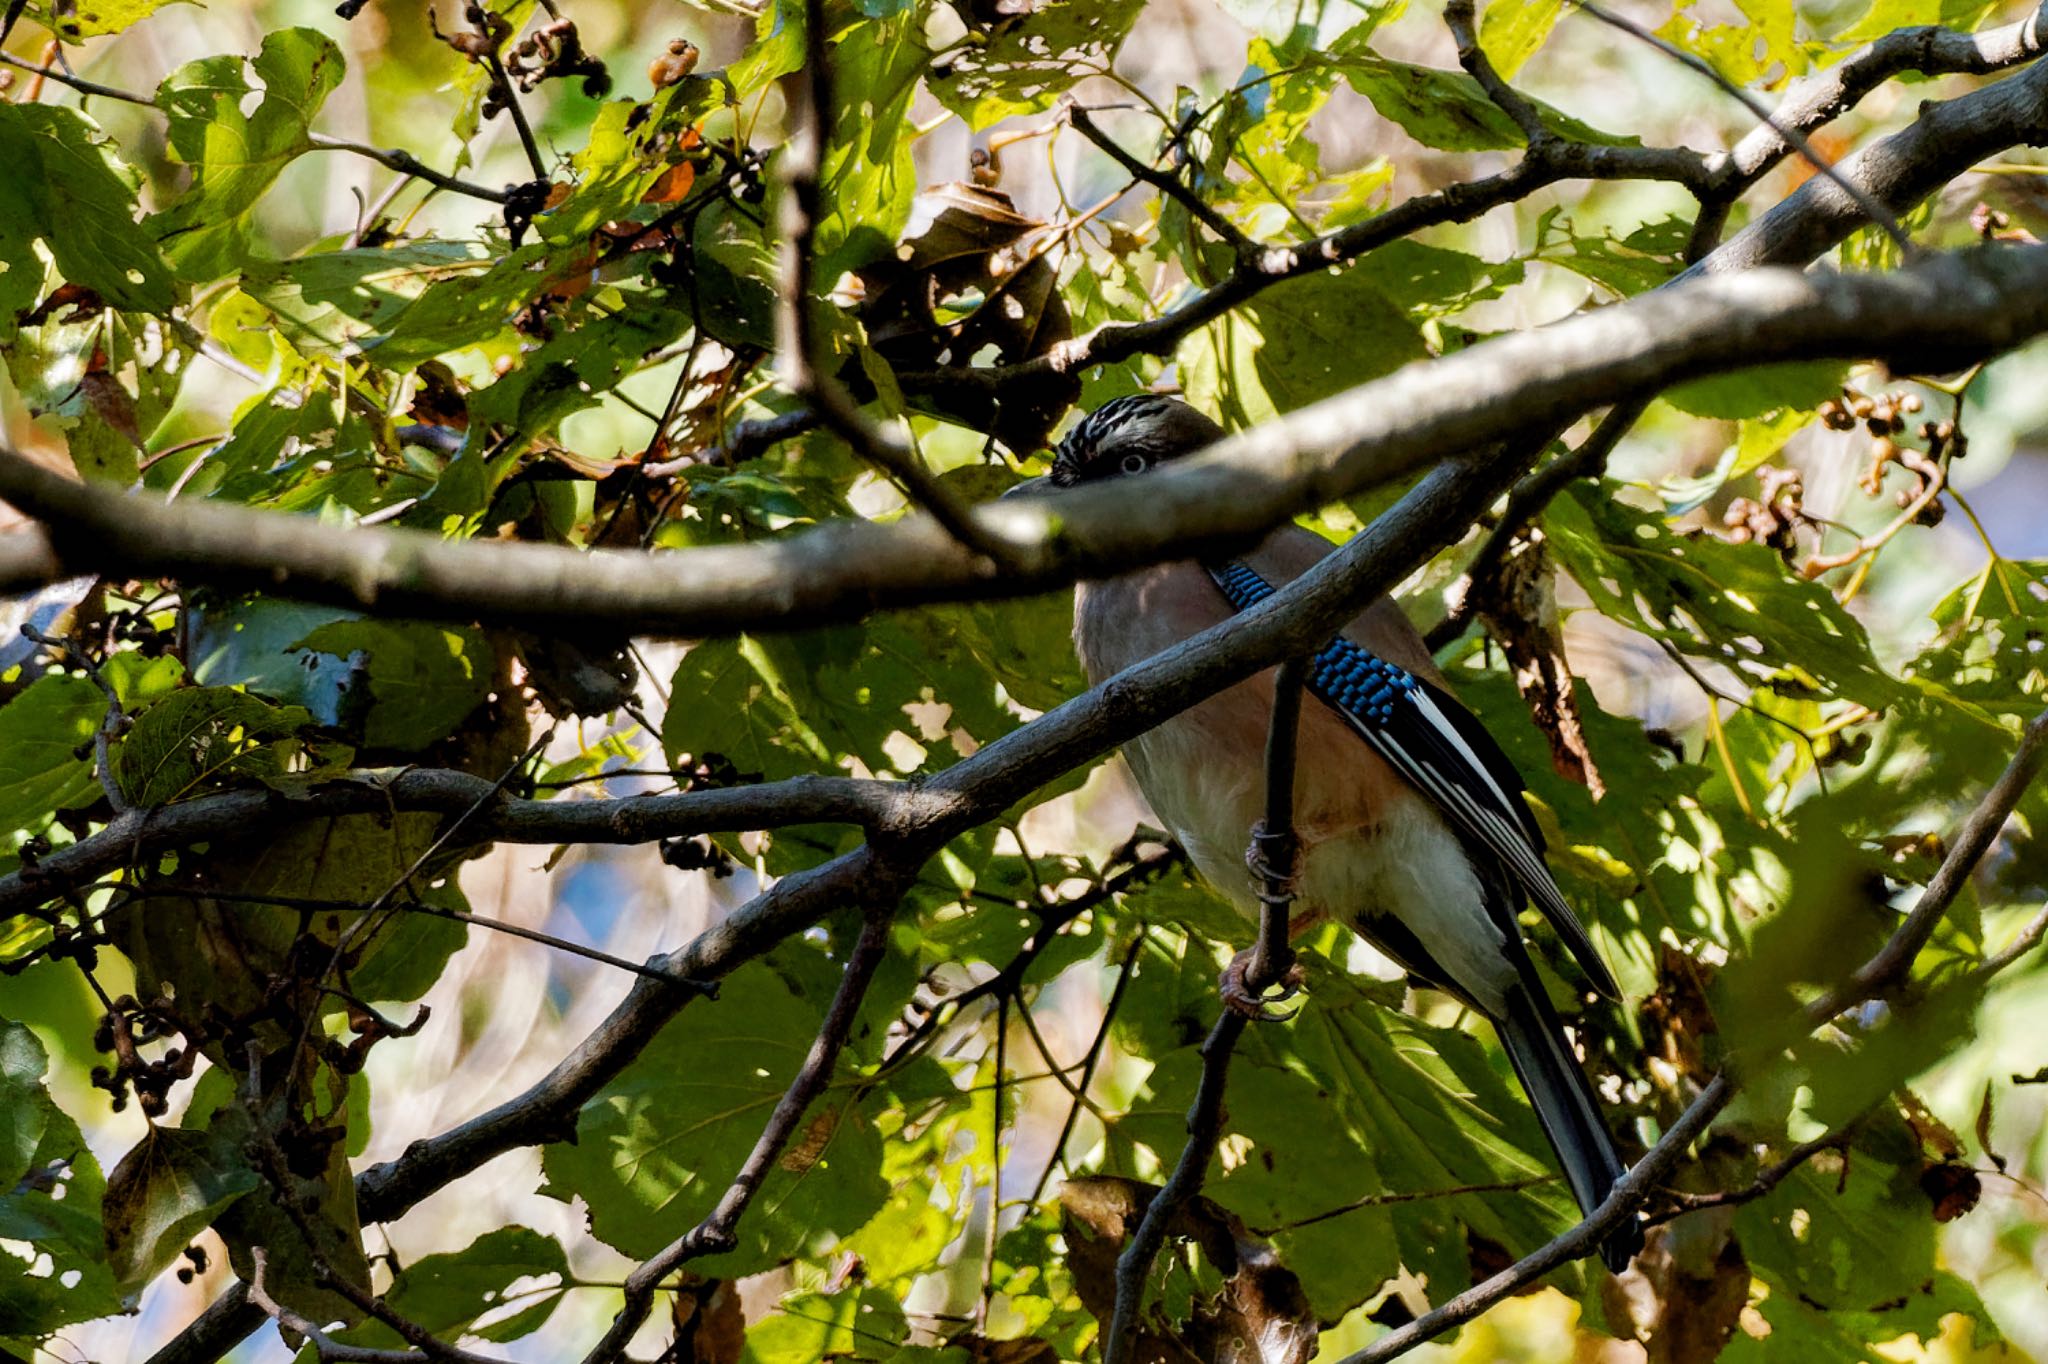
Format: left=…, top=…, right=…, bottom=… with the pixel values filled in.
left=1050, top=395, right=1225, bottom=486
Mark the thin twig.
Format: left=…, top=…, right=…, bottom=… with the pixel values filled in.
left=1253, top=1175, right=1556, bottom=1235
left=307, top=135, right=514, bottom=205
left=1103, top=660, right=1307, bottom=1364
left=1026, top=934, right=1144, bottom=1210
left=0, top=49, right=151, bottom=103
left=484, top=53, right=548, bottom=181
left=0, top=52, right=512, bottom=204
left=1427, top=398, right=1651, bottom=650
left=577, top=909, right=892, bottom=1364
left=1646, top=1122, right=1860, bottom=1225
left=88, top=885, right=715, bottom=990
left=776, top=0, right=1024, bottom=567
left=246, top=1249, right=436, bottom=1364
left=642, top=409, right=821, bottom=476
left=1065, top=103, right=1252, bottom=255
left=243, top=1111, right=508, bottom=1364
left=1445, top=0, right=1549, bottom=145
left=1570, top=0, right=1915, bottom=258
left=1977, top=896, right=2048, bottom=977
left=978, top=993, right=1008, bottom=1331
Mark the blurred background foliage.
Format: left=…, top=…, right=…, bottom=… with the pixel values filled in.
left=4, top=0, right=2048, bottom=1360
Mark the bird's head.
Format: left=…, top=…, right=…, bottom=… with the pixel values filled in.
left=1048, top=394, right=1225, bottom=488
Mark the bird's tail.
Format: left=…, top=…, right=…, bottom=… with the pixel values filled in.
left=1495, top=982, right=1643, bottom=1272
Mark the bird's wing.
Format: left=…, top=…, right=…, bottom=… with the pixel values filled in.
left=1207, top=560, right=1619, bottom=999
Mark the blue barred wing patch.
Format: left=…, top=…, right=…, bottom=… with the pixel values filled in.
left=1206, top=559, right=1618, bottom=998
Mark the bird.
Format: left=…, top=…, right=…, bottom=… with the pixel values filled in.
left=1053, top=392, right=1643, bottom=1272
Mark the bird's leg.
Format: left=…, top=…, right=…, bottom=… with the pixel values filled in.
left=1222, top=821, right=1310, bottom=1019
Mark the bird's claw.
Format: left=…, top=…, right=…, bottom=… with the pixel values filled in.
left=1243, top=820, right=1301, bottom=895
left=1220, top=948, right=1304, bottom=1022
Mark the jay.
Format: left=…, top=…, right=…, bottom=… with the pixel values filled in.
left=1053, top=394, right=1642, bottom=1271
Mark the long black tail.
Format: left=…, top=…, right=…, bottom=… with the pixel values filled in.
left=1495, top=981, right=1643, bottom=1272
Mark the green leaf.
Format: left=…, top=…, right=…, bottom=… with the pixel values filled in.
left=0, top=1019, right=120, bottom=1332
left=0, top=103, right=177, bottom=313
left=1480, top=0, right=1564, bottom=78
left=742, top=1286, right=908, bottom=1362
left=1180, top=266, right=1427, bottom=427
left=539, top=961, right=890, bottom=1273
left=468, top=296, right=690, bottom=437
left=296, top=620, right=493, bottom=751
left=102, top=1123, right=260, bottom=1298
left=928, top=0, right=1148, bottom=128
left=151, top=29, right=347, bottom=281
left=18, top=0, right=187, bottom=40
left=1663, top=360, right=1847, bottom=420
left=1543, top=482, right=1907, bottom=709
left=0, top=674, right=106, bottom=842
left=1114, top=953, right=1575, bottom=1318
left=1327, top=53, right=1632, bottom=151
left=109, top=798, right=448, bottom=1060
left=348, top=878, right=470, bottom=1005
left=207, top=1096, right=372, bottom=1327
left=1730, top=1114, right=1997, bottom=1360
left=1533, top=209, right=1688, bottom=296
left=1347, top=239, right=1525, bottom=318
left=336, top=1227, right=569, bottom=1349
left=240, top=240, right=496, bottom=353
left=114, top=686, right=312, bottom=806
left=813, top=13, right=926, bottom=278
left=664, top=623, right=988, bottom=787
left=360, top=241, right=550, bottom=366
left=188, top=596, right=368, bottom=727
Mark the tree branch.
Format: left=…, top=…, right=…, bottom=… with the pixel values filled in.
left=307, top=135, right=515, bottom=205
left=1426, top=396, right=1651, bottom=650
left=0, top=51, right=514, bottom=206
left=1647, top=1123, right=1860, bottom=1225
left=10, top=247, right=2048, bottom=639
left=0, top=769, right=936, bottom=920
left=1723, top=1, right=2048, bottom=189
left=1446, top=0, right=1549, bottom=146
left=1573, top=0, right=1915, bottom=256
left=1066, top=103, right=1254, bottom=254
left=1688, top=45, right=2048, bottom=276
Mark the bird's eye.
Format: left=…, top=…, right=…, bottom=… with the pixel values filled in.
left=1120, top=453, right=1150, bottom=476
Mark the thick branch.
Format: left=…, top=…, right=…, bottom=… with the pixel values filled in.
left=1724, top=2, right=2048, bottom=186
left=1575, top=0, right=1914, bottom=255
left=1690, top=48, right=2048, bottom=276
left=10, top=247, right=2048, bottom=638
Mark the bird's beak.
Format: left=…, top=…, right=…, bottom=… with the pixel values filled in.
left=1000, top=475, right=1054, bottom=500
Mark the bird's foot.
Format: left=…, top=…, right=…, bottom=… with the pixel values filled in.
left=1220, top=947, right=1304, bottom=1022
left=1243, top=820, right=1302, bottom=895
